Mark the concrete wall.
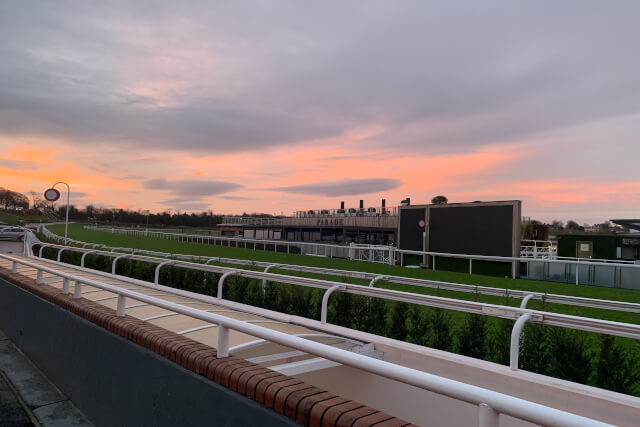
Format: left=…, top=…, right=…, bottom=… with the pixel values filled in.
left=0, top=277, right=297, bottom=427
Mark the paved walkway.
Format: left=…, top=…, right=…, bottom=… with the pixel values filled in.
left=0, top=325, right=93, bottom=426
left=0, top=241, right=24, bottom=256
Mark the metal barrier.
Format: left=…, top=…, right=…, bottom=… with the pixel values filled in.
left=29, top=244, right=640, bottom=351
left=397, top=248, right=640, bottom=290
left=82, top=225, right=395, bottom=264
left=35, top=241, right=640, bottom=316
left=76, top=224, right=640, bottom=288
left=0, top=253, right=614, bottom=427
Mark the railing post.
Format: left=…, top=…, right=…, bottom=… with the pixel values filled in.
left=154, top=260, right=175, bottom=285
left=519, top=294, right=538, bottom=309
left=116, top=294, right=126, bottom=316
left=576, top=264, right=579, bottom=285
left=509, top=313, right=532, bottom=370
left=62, top=278, right=70, bottom=294
left=368, top=275, right=386, bottom=287
left=36, top=269, right=43, bottom=284
left=73, top=281, right=82, bottom=298
left=321, top=285, right=345, bottom=324
left=57, top=248, right=65, bottom=262
left=217, top=325, right=229, bottom=358
left=261, top=264, right=278, bottom=294
left=39, top=245, right=47, bottom=257
left=469, top=258, right=473, bottom=274
left=478, top=403, right=499, bottom=427
left=217, top=271, right=237, bottom=300
left=11, top=261, right=17, bottom=273
left=432, top=255, right=436, bottom=271
left=112, top=254, right=129, bottom=274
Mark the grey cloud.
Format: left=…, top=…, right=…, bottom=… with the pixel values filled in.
left=0, top=158, right=35, bottom=169
left=1, top=2, right=640, bottom=154
left=219, top=195, right=254, bottom=200
left=273, top=178, right=402, bottom=197
left=144, top=178, right=242, bottom=205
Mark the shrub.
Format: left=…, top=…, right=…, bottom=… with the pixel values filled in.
left=547, top=328, right=592, bottom=384
left=427, top=308, right=453, bottom=352
left=387, top=302, right=410, bottom=340
left=455, top=313, right=488, bottom=359
left=407, top=306, right=429, bottom=346
left=593, top=335, right=640, bottom=394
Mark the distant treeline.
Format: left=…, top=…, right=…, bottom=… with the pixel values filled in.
left=51, top=205, right=278, bottom=228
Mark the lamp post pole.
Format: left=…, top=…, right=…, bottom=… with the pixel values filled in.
left=52, top=182, right=70, bottom=244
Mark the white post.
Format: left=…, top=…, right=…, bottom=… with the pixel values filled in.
left=154, top=260, right=174, bottom=285
left=576, top=264, right=579, bottom=285
left=469, top=259, right=473, bottom=275
left=368, top=275, right=386, bottom=287
left=116, top=295, right=126, bottom=316
left=478, top=403, right=500, bottom=427
left=62, top=278, right=70, bottom=294
left=11, top=261, right=17, bottom=273
left=321, top=285, right=345, bottom=324
left=509, top=313, right=532, bottom=370
left=217, top=325, right=229, bottom=358
left=73, top=281, right=82, bottom=298
left=36, top=269, right=43, bottom=284
left=261, top=265, right=277, bottom=293
left=51, top=181, right=70, bottom=245
left=217, top=271, right=237, bottom=300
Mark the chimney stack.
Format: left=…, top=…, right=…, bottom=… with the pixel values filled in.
left=381, top=199, right=386, bottom=208
left=340, top=201, right=344, bottom=209
left=359, top=200, right=364, bottom=209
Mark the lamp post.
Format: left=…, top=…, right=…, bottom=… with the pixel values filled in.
left=44, top=182, right=70, bottom=244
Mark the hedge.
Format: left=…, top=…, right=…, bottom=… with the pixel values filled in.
left=34, top=244, right=640, bottom=397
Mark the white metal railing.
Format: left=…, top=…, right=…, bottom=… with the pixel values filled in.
left=520, top=240, right=555, bottom=259
left=0, top=253, right=614, bottom=427
left=82, top=225, right=396, bottom=264
left=80, top=225, right=640, bottom=282
left=396, top=248, right=640, bottom=289
left=34, top=240, right=640, bottom=316
left=30, top=243, right=640, bottom=357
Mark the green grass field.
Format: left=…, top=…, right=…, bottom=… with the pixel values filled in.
left=42, top=223, right=640, bottom=395
left=0, top=211, right=47, bottom=225
left=46, top=223, right=640, bottom=325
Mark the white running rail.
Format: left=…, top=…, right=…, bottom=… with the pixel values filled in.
left=30, top=243, right=640, bottom=369
left=0, top=253, right=614, bottom=427
left=35, top=240, right=640, bottom=316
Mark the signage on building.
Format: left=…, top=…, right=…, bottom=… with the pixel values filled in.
left=622, top=239, right=640, bottom=246
left=316, top=218, right=344, bottom=226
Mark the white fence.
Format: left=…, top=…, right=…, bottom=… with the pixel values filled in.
left=34, top=240, right=640, bottom=316
left=43, top=225, right=640, bottom=289
left=0, top=253, right=613, bottom=427
left=84, top=225, right=397, bottom=265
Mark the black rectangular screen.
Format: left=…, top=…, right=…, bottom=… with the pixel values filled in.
left=399, top=208, right=425, bottom=250
left=429, top=205, right=514, bottom=256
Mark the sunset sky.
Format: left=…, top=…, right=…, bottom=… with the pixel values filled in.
left=1, top=1, right=639, bottom=224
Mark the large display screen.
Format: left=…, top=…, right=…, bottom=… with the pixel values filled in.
left=428, top=205, right=514, bottom=257
left=398, top=207, right=425, bottom=250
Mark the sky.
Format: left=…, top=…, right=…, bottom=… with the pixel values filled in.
left=1, top=1, right=639, bottom=224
